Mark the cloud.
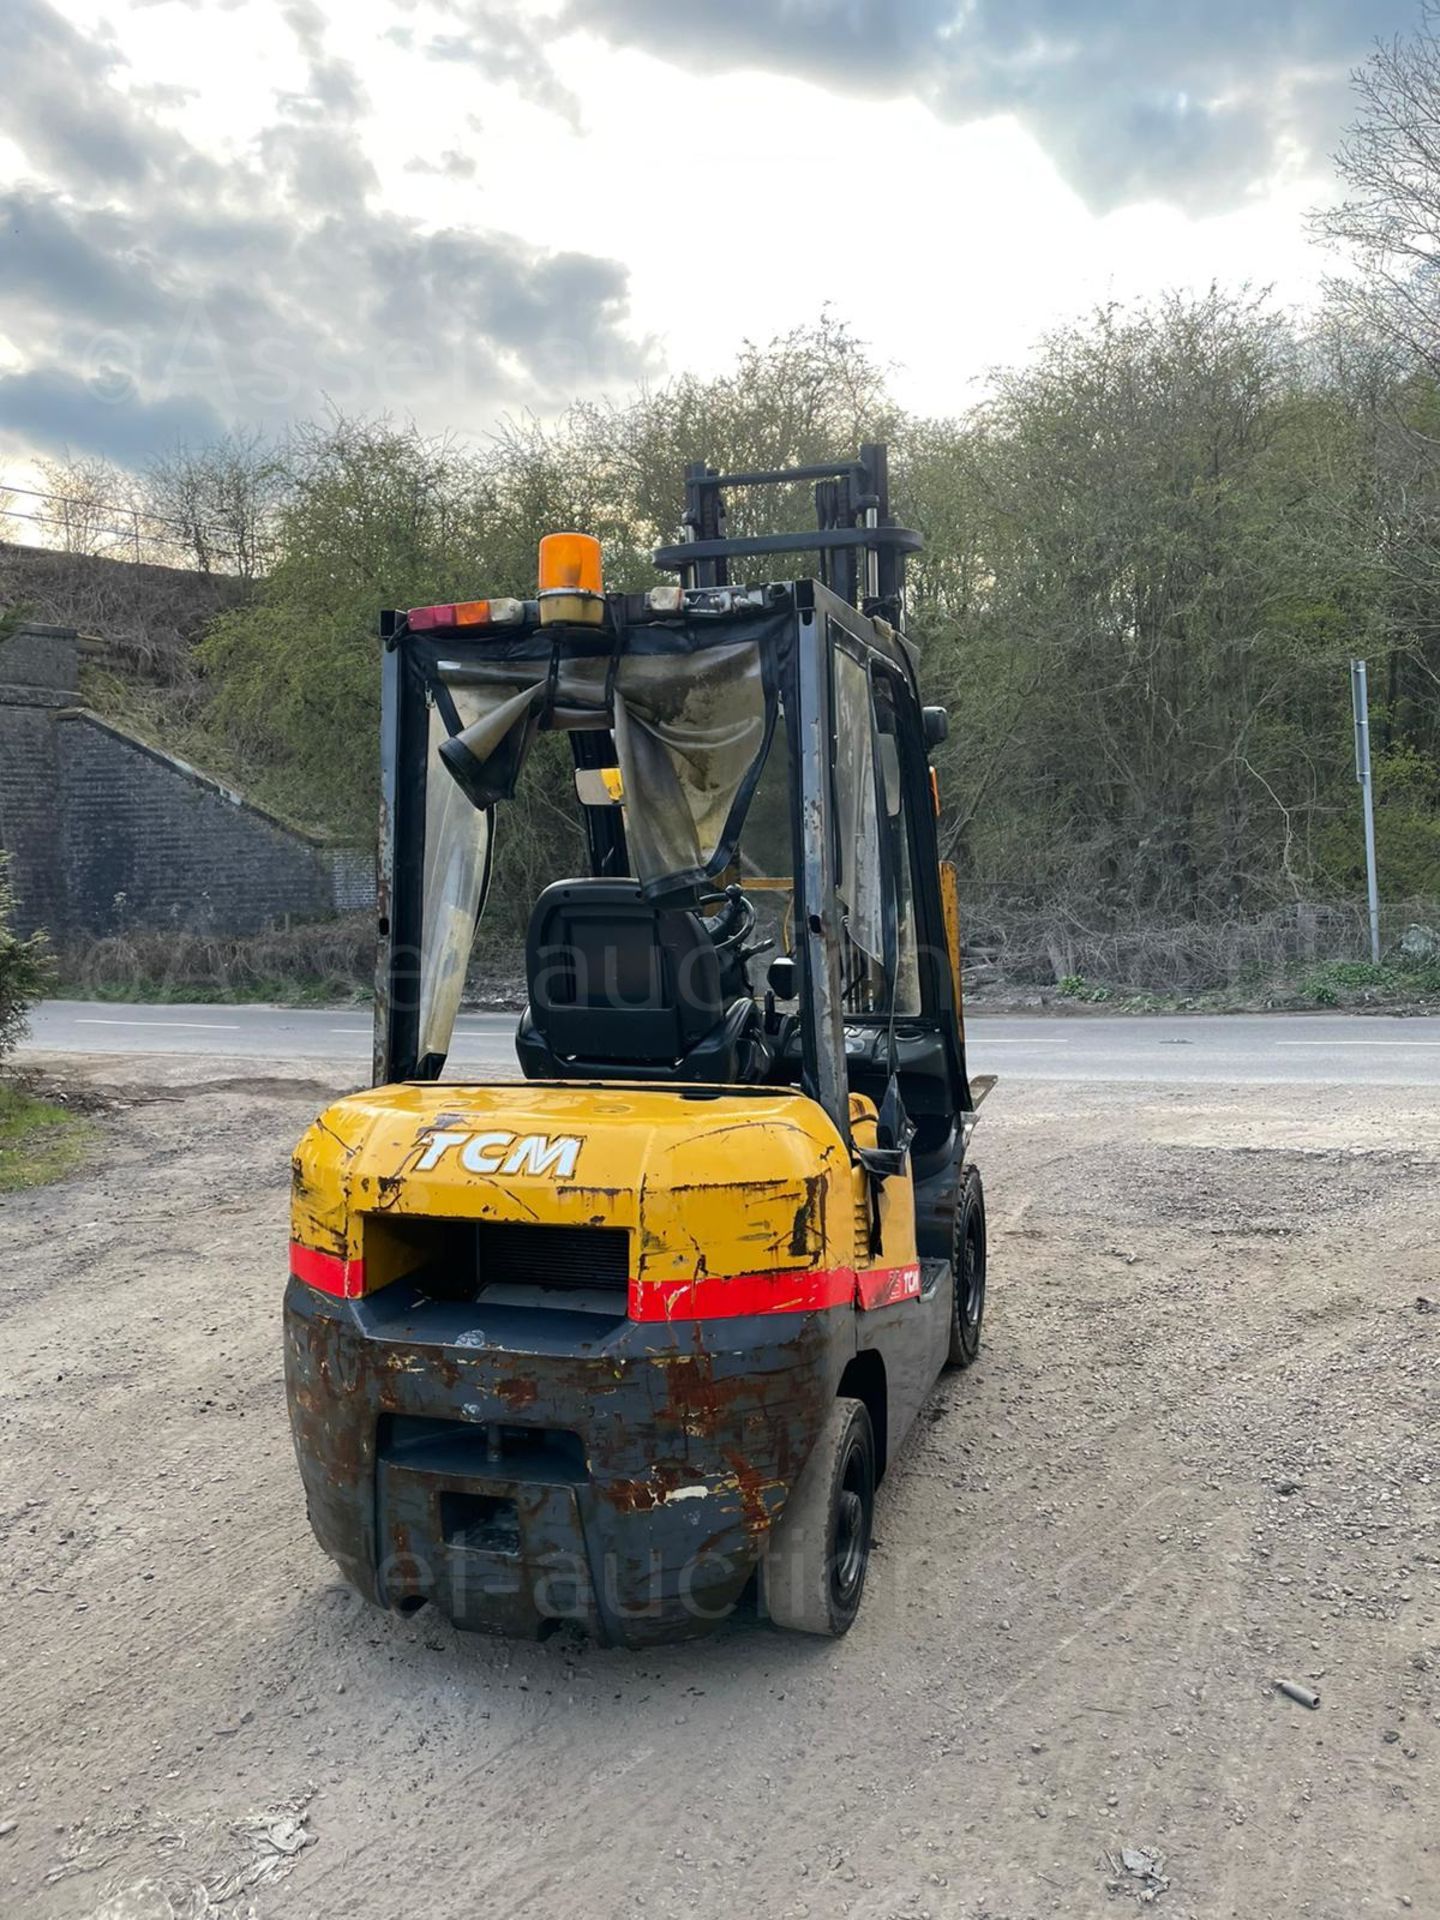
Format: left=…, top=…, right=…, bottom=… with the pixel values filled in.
left=0, top=1, right=651, bottom=468
left=0, top=367, right=227, bottom=466
left=558, top=0, right=1416, bottom=211
left=405, top=150, right=481, bottom=180
left=275, top=0, right=370, bottom=121
left=258, top=122, right=379, bottom=207
left=0, top=182, right=646, bottom=457
left=0, top=191, right=174, bottom=334
left=402, top=2, right=584, bottom=129
left=6, top=0, right=185, bottom=187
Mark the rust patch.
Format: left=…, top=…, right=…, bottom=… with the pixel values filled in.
left=604, top=1461, right=694, bottom=1514
left=788, top=1173, right=826, bottom=1260
left=495, top=1374, right=539, bottom=1410
left=725, top=1446, right=774, bottom=1538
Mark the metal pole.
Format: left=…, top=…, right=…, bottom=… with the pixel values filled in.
left=1350, top=657, right=1382, bottom=966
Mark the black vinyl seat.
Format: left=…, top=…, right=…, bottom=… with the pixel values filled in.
left=515, top=879, right=766, bottom=1084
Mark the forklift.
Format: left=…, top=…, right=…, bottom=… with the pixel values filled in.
left=284, top=446, right=990, bottom=1643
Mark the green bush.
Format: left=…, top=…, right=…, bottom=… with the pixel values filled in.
left=0, top=856, right=55, bottom=1062
left=1399, top=956, right=1440, bottom=995
left=1311, top=960, right=1389, bottom=990
left=1057, top=974, right=1111, bottom=1003
left=1298, top=955, right=1440, bottom=1005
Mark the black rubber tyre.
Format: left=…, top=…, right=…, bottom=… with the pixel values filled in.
left=762, top=1397, right=876, bottom=1637
left=946, top=1163, right=987, bottom=1369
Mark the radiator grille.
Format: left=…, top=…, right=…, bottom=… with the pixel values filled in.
left=394, top=1216, right=631, bottom=1301
left=475, top=1220, right=629, bottom=1293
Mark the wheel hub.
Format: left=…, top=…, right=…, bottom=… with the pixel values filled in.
left=832, top=1460, right=868, bottom=1603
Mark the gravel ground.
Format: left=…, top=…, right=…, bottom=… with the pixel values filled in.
left=1, top=1054, right=1436, bottom=1920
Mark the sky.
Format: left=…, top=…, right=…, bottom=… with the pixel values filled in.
left=0, top=0, right=1419, bottom=492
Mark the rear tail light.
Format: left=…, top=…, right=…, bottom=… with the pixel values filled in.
left=406, top=598, right=525, bottom=633
left=290, top=1241, right=366, bottom=1299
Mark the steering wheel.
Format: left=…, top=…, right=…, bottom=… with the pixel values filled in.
left=698, top=885, right=759, bottom=953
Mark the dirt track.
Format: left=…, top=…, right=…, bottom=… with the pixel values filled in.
left=2, top=1054, right=1437, bottom=1920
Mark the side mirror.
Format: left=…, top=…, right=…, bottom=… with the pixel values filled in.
left=766, top=954, right=798, bottom=1001
left=574, top=765, right=625, bottom=807
left=922, top=705, right=950, bottom=749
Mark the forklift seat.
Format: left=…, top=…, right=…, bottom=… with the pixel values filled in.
left=515, top=879, right=767, bottom=1083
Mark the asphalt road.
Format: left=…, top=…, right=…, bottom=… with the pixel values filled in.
left=21, top=1000, right=1440, bottom=1084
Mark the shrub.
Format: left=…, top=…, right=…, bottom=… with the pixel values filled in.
left=1298, top=955, right=1440, bottom=1005
left=0, top=855, right=55, bottom=1062
left=58, top=914, right=374, bottom=1004
left=1057, top=974, right=1111, bottom=1003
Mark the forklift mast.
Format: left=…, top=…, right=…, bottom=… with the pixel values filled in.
left=654, top=441, right=920, bottom=619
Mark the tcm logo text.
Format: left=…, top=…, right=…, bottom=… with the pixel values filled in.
left=415, top=1130, right=582, bottom=1178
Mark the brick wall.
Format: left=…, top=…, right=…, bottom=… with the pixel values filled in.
left=0, top=621, right=375, bottom=941
left=51, top=715, right=347, bottom=936
left=0, top=702, right=69, bottom=936
left=0, top=623, right=80, bottom=693
left=327, top=845, right=379, bottom=915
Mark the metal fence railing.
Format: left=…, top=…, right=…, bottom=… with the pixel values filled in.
left=0, top=484, right=258, bottom=573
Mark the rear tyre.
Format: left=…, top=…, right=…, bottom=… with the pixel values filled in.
left=763, top=1397, right=876, bottom=1637
left=946, top=1163, right=986, bottom=1369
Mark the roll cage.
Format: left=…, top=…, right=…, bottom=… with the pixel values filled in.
left=373, top=448, right=972, bottom=1155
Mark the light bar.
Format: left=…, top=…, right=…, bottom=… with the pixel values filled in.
left=406, top=598, right=525, bottom=633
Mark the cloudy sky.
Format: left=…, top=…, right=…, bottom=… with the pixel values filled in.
left=0, top=0, right=1415, bottom=487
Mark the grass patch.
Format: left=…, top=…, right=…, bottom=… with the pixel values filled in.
left=0, top=1083, right=94, bottom=1194
left=56, top=916, right=376, bottom=1007
left=55, top=919, right=527, bottom=1009
left=1296, top=957, right=1440, bottom=1008
left=986, top=951, right=1440, bottom=1014
left=1056, top=974, right=1113, bottom=1004
left=57, top=974, right=364, bottom=1008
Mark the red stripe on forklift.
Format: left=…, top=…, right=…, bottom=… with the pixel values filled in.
left=289, top=1243, right=922, bottom=1317
left=290, top=1241, right=366, bottom=1299
left=629, top=1261, right=921, bottom=1322
left=854, top=1262, right=923, bottom=1310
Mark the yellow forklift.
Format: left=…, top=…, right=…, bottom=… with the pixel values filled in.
left=285, top=446, right=989, bottom=1642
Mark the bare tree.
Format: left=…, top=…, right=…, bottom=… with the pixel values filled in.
left=142, top=431, right=286, bottom=580
left=36, top=454, right=136, bottom=557
left=208, top=432, right=287, bottom=581
left=1316, top=5, right=1440, bottom=377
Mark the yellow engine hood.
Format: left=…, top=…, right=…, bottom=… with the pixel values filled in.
left=291, top=1080, right=857, bottom=1289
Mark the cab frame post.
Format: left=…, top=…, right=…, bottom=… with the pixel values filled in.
left=791, top=597, right=847, bottom=1137
left=374, top=613, right=430, bottom=1087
